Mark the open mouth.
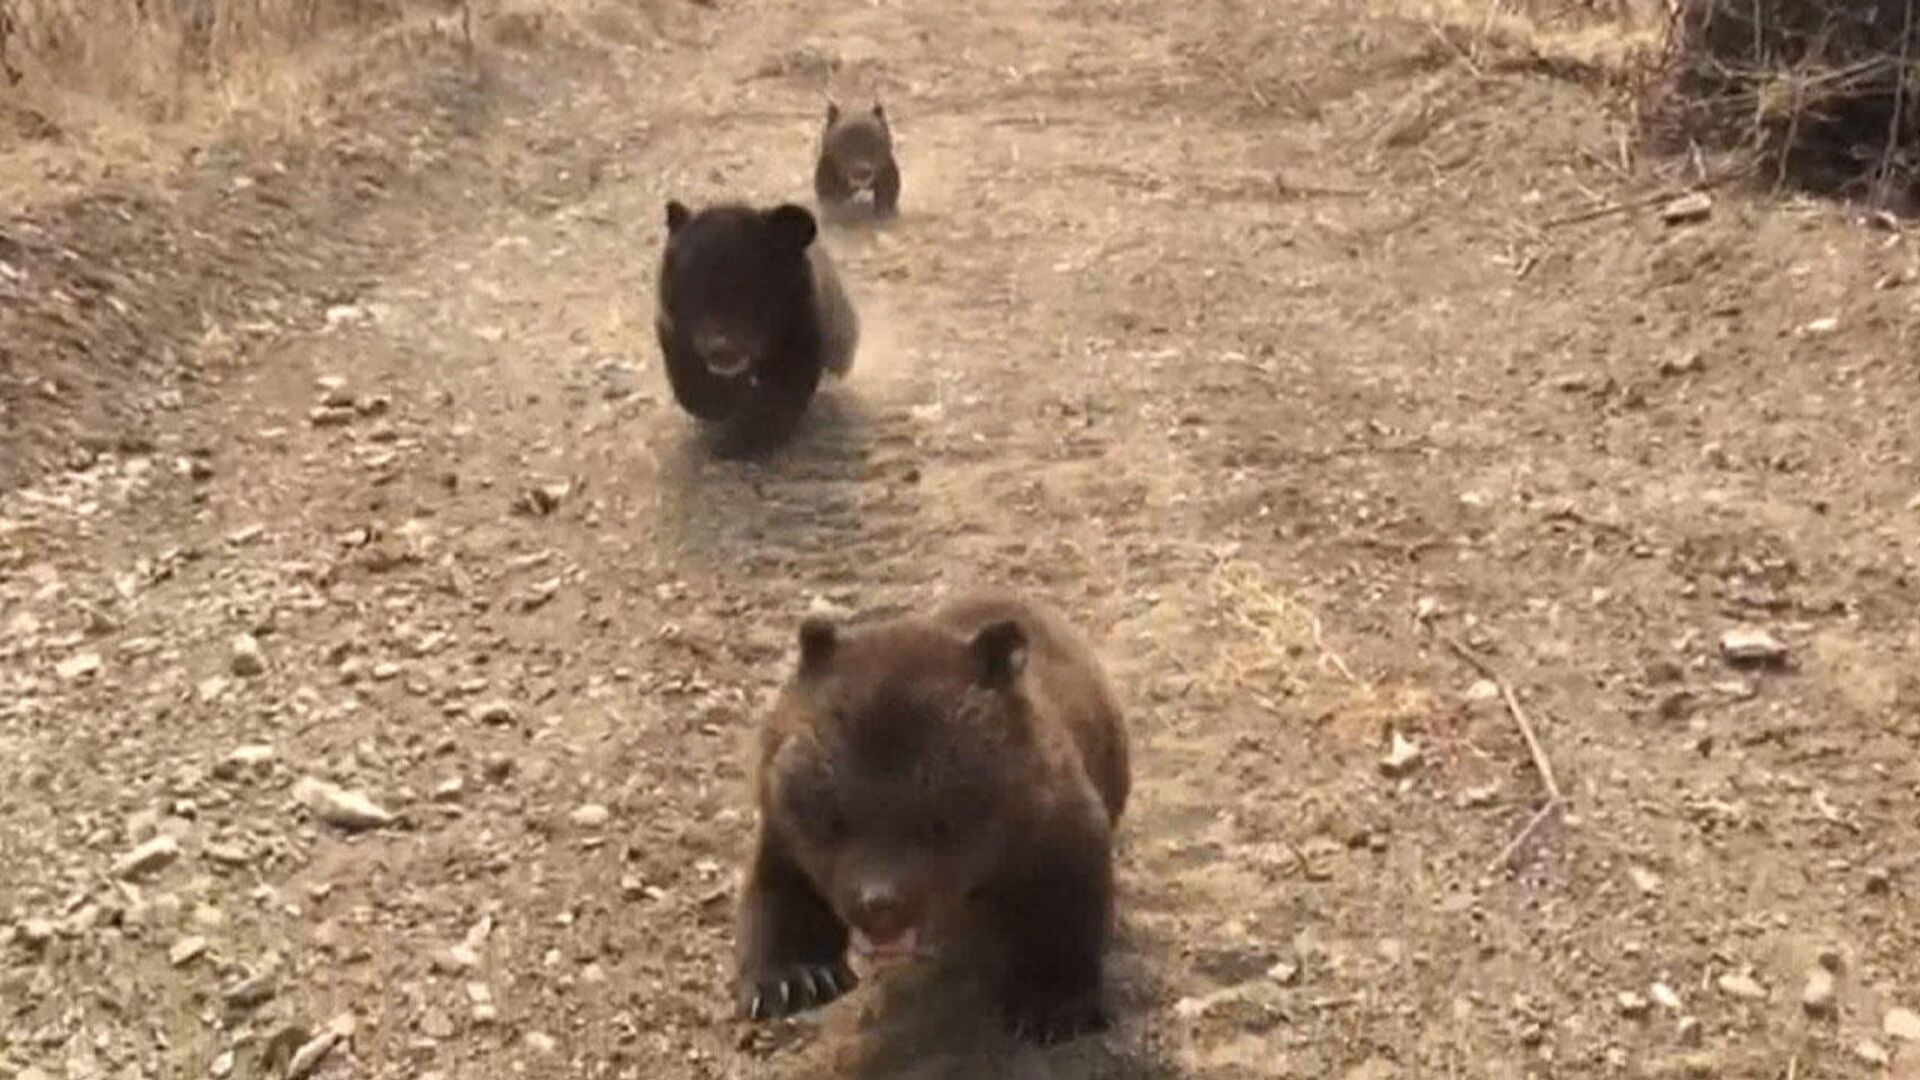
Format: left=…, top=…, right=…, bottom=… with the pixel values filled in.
left=703, top=354, right=751, bottom=378
left=849, top=927, right=922, bottom=972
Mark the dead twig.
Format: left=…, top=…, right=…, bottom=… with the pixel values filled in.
left=1426, top=625, right=1567, bottom=875
left=1483, top=799, right=1563, bottom=876
left=1539, top=167, right=1748, bottom=228
left=1437, top=630, right=1561, bottom=802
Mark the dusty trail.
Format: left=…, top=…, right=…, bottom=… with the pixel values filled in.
left=4, top=0, right=1919, bottom=1076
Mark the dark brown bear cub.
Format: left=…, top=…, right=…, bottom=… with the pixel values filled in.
left=654, top=199, right=858, bottom=458
left=814, top=101, right=901, bottom=220
left=733, top=591, right=1131, bottom=1045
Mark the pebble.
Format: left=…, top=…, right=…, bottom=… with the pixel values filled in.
left=1379, top=731, right=1422, bottom=777
left=1801, top=968, right=1836, bottom=1017
left=294, top=777, right=394, bottom=831
left=285, top=1030, right=342, bottom=1080
left=222, top=970, right=277, bottom=1011
left=169, top=936, right=208, bottom=966
left=1719, top=627, right=1788, bottom=667
left=432, top=777, right=466, bottom=802
left=1629, top=866, right=1663, bottom=896
left=216, top=744, right=276, bottom=779
left=1618, top=991, right=1650, bottom=1018
left=1716, top=972, right=1767, bottom=1001
left=1660, top=191, right=1714, bottom=224
left=230, top=633, right=266, bottom=677
left=18, top=917, right=55, bottom=947
left=1856, top=1040, right=1891, bottom=1065
left=114, top=835, right=181, bottom=881
left=421, top=1008, right=456, bottom=1039
left=570, top=803, right=611, bottom=828
left=1675, top=1016, right=1702, bottom=1046
left=1887, top=1007, right=1920, bottom=1042
left=1650, top=982, right=1683, bottom=1011
left=524, top=1032, right=558, bottom=1054
left=57, top=652, right=103, bottom=681
left=474, top=699, right=519, bottom=726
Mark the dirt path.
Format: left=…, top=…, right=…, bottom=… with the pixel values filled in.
left=5, top=0, right=1920, bottom=1077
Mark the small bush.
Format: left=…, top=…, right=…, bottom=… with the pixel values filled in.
left=1662, top=0, right=1920, bottom=206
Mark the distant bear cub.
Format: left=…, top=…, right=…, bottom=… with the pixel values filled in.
left=733, top=591, right=1131, bottom=1045
left=814, top=101, right=900, bottom=220
left=654, top=199, right=858, bottom=456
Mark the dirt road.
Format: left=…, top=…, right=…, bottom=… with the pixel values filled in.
left=4, top=0, right=1918, bottom=1076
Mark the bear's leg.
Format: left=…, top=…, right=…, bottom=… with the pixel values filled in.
left=872, top=160, right=902, bottom=219
left=993, top=825, right=1115, bottom=1045
left=735, top=826, right=855, bottom=1021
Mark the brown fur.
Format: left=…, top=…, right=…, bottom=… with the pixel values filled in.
left=732, top=590, right=1129, bottom=1045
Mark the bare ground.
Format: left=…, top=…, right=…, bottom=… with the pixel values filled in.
left=3, top=0, right=1919, bottom=1078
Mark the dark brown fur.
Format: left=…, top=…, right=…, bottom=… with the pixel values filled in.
left=733, top=590, right=1129, bottom=1045
left=813, top=100, right=901, bottom=220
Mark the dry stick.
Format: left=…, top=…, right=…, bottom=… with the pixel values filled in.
left=1433, top=630, right=1566, bottom=874
left=1539, top=168, right=1747, bottom=229
left=1879, top=0, right=1917, bottom=192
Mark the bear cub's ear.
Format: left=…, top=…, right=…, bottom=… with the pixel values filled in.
left=970, top=620, right=1027, bottom=689
left=666, top=200, right=691, bottom=233
left=765, top=204, right=819, bottom=252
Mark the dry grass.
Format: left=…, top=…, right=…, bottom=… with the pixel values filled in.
left=1389, top=0, right=1670, bottom=78
left=1657, top=0, right=1920, bottom=206
left=0, top=0, right=664, bottom=205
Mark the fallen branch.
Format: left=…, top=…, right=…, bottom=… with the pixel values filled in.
left=1539, top=168, right=1748, bottom=229
left=1427, top=626, right=1567, bottom=875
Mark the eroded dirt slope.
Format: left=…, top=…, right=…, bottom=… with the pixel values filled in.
left=3, top=0, right=1918, bottom=1077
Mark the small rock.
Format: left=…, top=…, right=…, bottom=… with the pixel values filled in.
left=570, top=804, right=611, bottom=828
left=215, top=744, right=275, bottom=780
left=620, top=874, right=646, bottom=900
left=1865, top=867, right=1892, bottom=894
left=1799, top=316, right=1840, bottom=337
left=1629, top=866, right=1663, bottom=896
left=1675, top=1015, right=1702, bottom=1046
left=114, top=836, right=181, bottom=881
left=473, top=699, right=519, bottom=726
left=57, top=652, right=103, bottom=681
left=17, top=918, right=55, bottom=952
left=1817, top=947, right=1845, bottom=973
left=1856, top=1040, right=1891, bottom=1065
left=1660, top=191, right=1714, bottom=224
left=1657, top=351, right=1705, bottom=376
left=1465, top=679, right=1500, bottom=703
left=432, top=777, right=466, bottom=802
left=1618, top=991, right=1650, bottom=1018
left=222, top=970, right=276, bottom=1012
left=1379, top=731, right=1422, bottom=778
left=1719, top=627, right=1788, bottom=667
left=1887, top=1007, right=1920, bottom=1042
left=230, top=633, right=266, bottom=677
left=1459, top=783, right=1499, bottom=808
left=210, top=1050, right=234, bottom=1078
left=1650, top=983, right=1683, bottom=1011
left=524, top=1032, right=557, bottom=1054
left=1717, top=972, right=1767, bottom=1001
left=169, top=936, right=208, bottom=966
left=285, top=1030, right=342, bottom=1080
left=1266, top=960, right=1300, bottom=985
left=294, top=777, right=394, bottom=831
left=420, top=1008, right=456, bottom=1039
left=1802, top=968, right=1836, bottom=1017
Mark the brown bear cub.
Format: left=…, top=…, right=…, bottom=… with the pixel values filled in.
left=733, top=591, right=1131, bottom=1045
left=813, top=100, right=901, bottom=221
left=654, top=198, right=858, bottom=458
